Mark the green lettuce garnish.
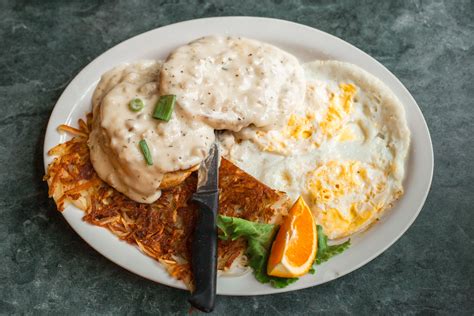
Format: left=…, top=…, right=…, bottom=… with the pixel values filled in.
left=310, top=225, right=351, bottom=274
left=217, top=216, right=350, bottom=288
left=217, top=215, right=297, bottom=288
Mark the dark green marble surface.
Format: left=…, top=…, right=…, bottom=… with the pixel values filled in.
left=1, top=0, right=473, bottom=314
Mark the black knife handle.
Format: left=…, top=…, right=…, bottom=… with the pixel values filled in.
left=188, top=191, right=219, bottom=313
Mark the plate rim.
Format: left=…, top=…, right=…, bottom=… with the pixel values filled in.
left=43, top=16, right=434, bottom=296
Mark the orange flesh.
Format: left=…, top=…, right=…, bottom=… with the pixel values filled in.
left=287, top=207, right=314, bottom=266
left=267, top=196, right=317, bottom=277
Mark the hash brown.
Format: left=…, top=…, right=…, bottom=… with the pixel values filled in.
left=45, top=115, right=290, bottom=289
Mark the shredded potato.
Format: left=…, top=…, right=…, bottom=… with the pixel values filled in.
left=44, top=114, right=289, bottom=289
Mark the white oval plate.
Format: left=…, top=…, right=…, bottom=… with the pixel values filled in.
left=43, top=17, right=433, bottom=295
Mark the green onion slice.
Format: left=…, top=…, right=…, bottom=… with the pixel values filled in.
left=153, top=95, right=176, bottom=121
left=139, top=139, right=153, bottom=165
left=129, top=98, right=144, bottom=112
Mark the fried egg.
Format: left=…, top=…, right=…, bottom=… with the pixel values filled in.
left=223, top=60, right=410, bottom=239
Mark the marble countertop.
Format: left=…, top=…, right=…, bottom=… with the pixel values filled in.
left=1, top=0, right=473, bottom=314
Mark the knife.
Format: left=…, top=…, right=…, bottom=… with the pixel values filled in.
left=188, top=142, right=220, bottom=313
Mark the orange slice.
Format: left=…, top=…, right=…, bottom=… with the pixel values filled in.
left=267, top=196, right=317, bottom=278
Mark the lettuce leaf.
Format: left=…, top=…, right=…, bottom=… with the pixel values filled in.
left=216, top=217, right=350, bottom=288
left=312, top=225, right=351, bottom=271
left=217, top=215, right=298, bottom=288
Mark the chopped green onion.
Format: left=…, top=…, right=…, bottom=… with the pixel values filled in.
left=139, top=139, right=153, bottom=165
left=129, top=98, right=144, bottom=112
left=153, top=95, right=176, bottom=121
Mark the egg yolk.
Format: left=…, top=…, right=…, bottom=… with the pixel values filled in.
left=319, top=83, right=357, bottom=139
left=254, top=82, right=358, bottom=154
left=306, top=160, right=387, bottom=238
left=285, top=114, right=313, bottom=139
